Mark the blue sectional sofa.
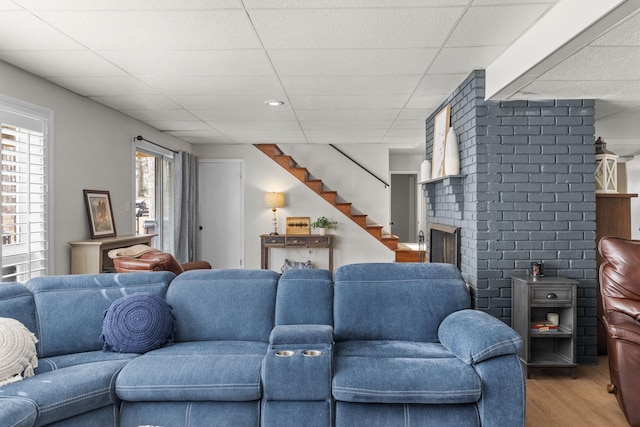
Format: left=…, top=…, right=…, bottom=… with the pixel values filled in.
left=0, top=263, right=525, bottom=427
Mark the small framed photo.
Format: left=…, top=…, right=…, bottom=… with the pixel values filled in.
left=431, top=105, right=451, bottom=179
left=83, top=190, right=116, bottom=239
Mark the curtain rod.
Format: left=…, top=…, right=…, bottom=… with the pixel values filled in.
left=135, top=135, right=179, bottom=154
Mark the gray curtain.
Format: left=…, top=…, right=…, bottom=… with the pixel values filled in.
left=174, top=151, right=198, bottom=263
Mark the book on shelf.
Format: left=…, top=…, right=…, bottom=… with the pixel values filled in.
left=530, top=319, right=559, bottom=332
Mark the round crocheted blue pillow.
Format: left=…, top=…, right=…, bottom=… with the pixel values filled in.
left=101, top=293, right=174, bottom=353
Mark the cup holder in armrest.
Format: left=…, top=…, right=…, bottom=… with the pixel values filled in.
left=275, top=350, right=295, bottom=357
left=302, top=350, right=322, bottom=357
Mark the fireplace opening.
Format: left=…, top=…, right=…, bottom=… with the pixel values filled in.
left=429, top=224, right=460, bottom=269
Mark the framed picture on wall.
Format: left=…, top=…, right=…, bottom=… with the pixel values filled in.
left=431, top=105, right=451, bottom=179
left=83, top=190, right=117, bottom=239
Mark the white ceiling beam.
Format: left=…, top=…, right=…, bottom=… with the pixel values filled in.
left=485, top=0, right=640, bottom=100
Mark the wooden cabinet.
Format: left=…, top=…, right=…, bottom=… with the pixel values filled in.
left=68, top=234, right=156, bottom=274
left=596, top=193, right=638, bottom=354
left=512, top=275, right=578, bottom=378
left=260, top=234, right=333, bottom=273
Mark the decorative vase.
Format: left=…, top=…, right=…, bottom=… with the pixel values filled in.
left=318, top=228, right=327, bottom=236
left=444, top=127, right=460, bottom=176
left=420, top=160, right=431, bottom=182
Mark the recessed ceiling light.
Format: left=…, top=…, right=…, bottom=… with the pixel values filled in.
left=265, top=100, right=285, bottom=107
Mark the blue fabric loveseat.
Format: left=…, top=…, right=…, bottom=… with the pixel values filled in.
left=0, top=263, right=524, bottom=427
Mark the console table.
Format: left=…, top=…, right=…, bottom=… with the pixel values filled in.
left=68, top=234, right=157, bottom=274
left=260, top=234, right=333, bottom=273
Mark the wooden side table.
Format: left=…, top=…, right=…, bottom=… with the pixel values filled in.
left=260, top=234, right=333, bottom=273
left=68, top=234, right=157, bottom=274
left=511, top=274, right=578, bottom=378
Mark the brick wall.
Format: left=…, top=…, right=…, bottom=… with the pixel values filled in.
left=425, top=70, right=597, bottom=363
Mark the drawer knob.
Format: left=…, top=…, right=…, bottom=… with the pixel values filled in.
left=546, top=293, right=558, bottom=299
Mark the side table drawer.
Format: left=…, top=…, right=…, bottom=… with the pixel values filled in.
left=263, top=236, right=285, bottom=247
left=306, top=237, right=330, bottom=248
left=285, top=237, right=308, bottom=247
left=531, top=287, right=573, bottom=305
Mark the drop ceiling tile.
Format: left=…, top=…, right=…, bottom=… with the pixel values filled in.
left=0, top=11, right=85, bottom=51
left=0, top=1, right=21, bottom=10
left=99, top=50, right=272, bottom=77
left=290, top=95, right=409, bottom=110
left=301, top=120, right=393, bottom=130
left=0, top=50, right=127, bottom=77
left=164, top=129, right=232, bottom=144
left=429, top=46, right=506, bottom=74
left=593, top=12, right=640, bottom=46
left=171, top=95, right=290, bottom=110
left=413, top=74, right=468, bottom=95
left=305, top=128, right=388, bottom=138
left=249, top=8, right=463, bottom=49
left=33, top=10, right=260, bottom=50
left=140, top=76, right=285, bottom=96
left=146, top=120, right=212, bottom=131
left=390, top=119, right=426, bottom=129
left=539, top=46, right=640, bottom=81
left=120, top=109, right=201, bottom=122
left=190, top=109, right=298, bottom=121
left=306, top=136, right=383, bottom=144
left=405, top=93, right=449, bottom=109
left=243, top=0, right=465, bottom=8
left=518, top=80, right=640, bottom=100
left=207, top=120, right=301, bottom=131
left=90, top=95, right=182, bottom=110
left=269, top=48, right=438, bottom=76
left=472, top=0, right=556, bottom=4
left=49, top=76, right=158, bottom=96
left=296, top=109, right=400, bottom=121
left=396, top=108, right=434, bottom=120
left=446, top=4, right=552, bottom=47
left=15, top=0, right=239, bottom=10
left=385, top=127, right=425, bottom=138
left=281, top=75, right=422, bottom=96
left=222, top=129, right=306, bottom=139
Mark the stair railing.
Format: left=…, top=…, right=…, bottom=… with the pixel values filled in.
left=329, top=144, right=390, bottom=188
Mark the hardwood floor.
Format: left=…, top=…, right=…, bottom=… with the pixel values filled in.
left=526, top=356, right=628, bottom=426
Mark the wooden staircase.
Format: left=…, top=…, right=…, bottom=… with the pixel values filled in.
left=254, top=144, right=400, bottom=252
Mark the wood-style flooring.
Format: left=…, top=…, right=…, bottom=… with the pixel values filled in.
left=526, top=356, right=628, bottom=426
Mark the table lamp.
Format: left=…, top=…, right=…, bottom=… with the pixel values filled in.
left=264, top=192, right=285, bottom=235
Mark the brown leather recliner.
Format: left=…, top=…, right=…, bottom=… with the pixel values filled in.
left=112, top=251, right=212, bottom=275
left=598, top=236, right=640, bottom=427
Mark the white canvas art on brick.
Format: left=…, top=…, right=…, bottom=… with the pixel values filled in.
left=0, top=317, right=38, bottom=386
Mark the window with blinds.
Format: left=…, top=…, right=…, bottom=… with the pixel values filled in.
left=1, top=101, right=51, bottom=282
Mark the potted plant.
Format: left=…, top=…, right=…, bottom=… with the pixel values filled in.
left=311, top=216, right=337, bottom=235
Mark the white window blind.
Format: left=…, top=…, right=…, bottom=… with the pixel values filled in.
left=1, top=102, right=50, bottom=282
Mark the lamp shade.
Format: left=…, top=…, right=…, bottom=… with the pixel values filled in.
left=264, top=192, right=285, bottom=209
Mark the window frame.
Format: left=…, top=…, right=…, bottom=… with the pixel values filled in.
left=0, top=94, right=54, bottom=281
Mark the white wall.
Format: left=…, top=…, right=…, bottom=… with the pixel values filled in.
left=193, top=144, right=395, bottom=271
left=626, top=156, right=640, bottom=239
left=0, top=60, right=192, bottom=275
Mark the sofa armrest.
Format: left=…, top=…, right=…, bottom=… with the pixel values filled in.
left=439, top=309, right=522, bottom=365
left=603, top=310, right=640, bottom=346
left=113, top=258, right=164, bottom=272
left=269, top=324, right=333, bottom=345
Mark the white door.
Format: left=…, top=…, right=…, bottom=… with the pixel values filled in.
left=198, top=160, right=244, bottom=268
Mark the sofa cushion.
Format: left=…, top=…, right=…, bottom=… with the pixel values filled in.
left=0, top=359, right=127, bottom=426
left=0, top=284, right=37, bottom=337
left=276, top=268, right=333, bottom=326
left=25, top=272, right=174, bottom=357
left=166, top=269, right=279, bottom=342
left=0, top=397, right=38, bottom=427
left=35, top=350, right=138, bottom=375
left=116, top=341, right=269, bottom=402
left=333, top=263, right=469, bottom=342
left=101, top=293, right=174, bottom=353
left=332, top=341, right=481, bottom=404
left=0, top=318, right=38, bottom=386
